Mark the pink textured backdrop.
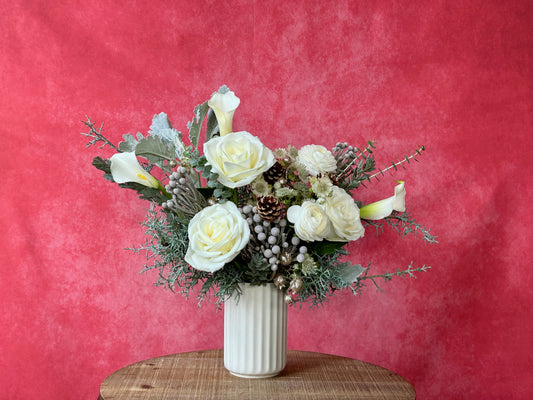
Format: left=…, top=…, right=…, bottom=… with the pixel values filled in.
left=1, top=0, right=532, bottom=399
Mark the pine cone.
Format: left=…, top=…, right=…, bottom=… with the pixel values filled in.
left=327, top=172, right=342, bottom=186
left=263, top=162, right=286, bottom=184
left=257, top=196, right=285, bottom=222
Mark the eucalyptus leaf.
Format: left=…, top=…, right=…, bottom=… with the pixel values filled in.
left=338, top=264, right=365, bottom=284
left=207, top=179, right=218, bottom=188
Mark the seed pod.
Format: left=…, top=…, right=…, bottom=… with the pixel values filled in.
left=290, top=277, right=304, bottom=293
left=284, top=294, right=294, bottom=304
left=273, top=274, right=287, bottom=289
left=280, top=252, right=292, bottom=266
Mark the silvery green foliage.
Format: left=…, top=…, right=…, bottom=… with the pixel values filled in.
left=149, top=112, right=178, bottom=141
left=149, top=113, right=184, bottom=158
left=217, top=84, right=230, bottom=94
left=135, top=136, right=175, bottom=172
left=187, top=102, right=209, bottom=148
left=118, top=132, right=144, bottom=152
left=186, top=102, right=219, bottom=148
left=117, top=115, right=184, bottom=170
left=338, top=263, right=366, bottom=284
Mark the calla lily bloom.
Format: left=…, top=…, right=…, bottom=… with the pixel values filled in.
left=109, top=152, right=161, bottom=189
left=359, top=181, right=406, bottom=220
left=208, top=86, right=240, bottom=136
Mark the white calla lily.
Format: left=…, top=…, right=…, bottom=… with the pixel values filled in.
left=208, top=86, right=240, bottom=136
left=359, top=181, right=406, bottom=220
left=109, top=152, right=160, bottom=189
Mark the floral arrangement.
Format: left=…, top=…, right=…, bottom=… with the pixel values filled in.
left=83, top=86, right=435, bottom=307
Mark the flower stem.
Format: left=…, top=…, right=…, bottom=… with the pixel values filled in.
left=157, top=182, right=172, bottom=199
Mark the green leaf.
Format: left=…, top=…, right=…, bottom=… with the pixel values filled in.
left=118, top=133, right=143, bottom=152
left=91, top=156, right=114, bottom=181
left=118, top=182, right=168, bottom=204
left=135, top=136, right=174, bottom=169
left=197, top=187, right=214, bottom=200
left=205, top=108, right=219, bottom=142
left=187, top=101, right=210, bottom=148
left=338, top=264, right=365, bottom=284
left=314, top=240, right=347, bottom=255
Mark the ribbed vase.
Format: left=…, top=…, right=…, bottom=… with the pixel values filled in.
left=224, top=283, right=287, bottom=378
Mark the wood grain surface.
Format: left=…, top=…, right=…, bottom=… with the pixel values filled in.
left=98, top=349, right=415, bottom=399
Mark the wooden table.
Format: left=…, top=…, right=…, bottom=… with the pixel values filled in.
left=98, top=349, right=415, bottom=399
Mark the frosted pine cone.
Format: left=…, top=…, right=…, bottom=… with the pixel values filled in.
left=257, top=196, right=285, bottom=222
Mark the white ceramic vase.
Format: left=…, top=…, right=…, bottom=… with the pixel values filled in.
left=224, top=283, right=287, bottom=378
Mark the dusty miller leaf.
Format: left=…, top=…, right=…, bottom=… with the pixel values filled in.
left=118, top=132, right=144, bottom=152
left=135, top=136, right=174, bottom=170
left=149, top=112, right=183, bottom=143
left=205, top=108, right=219, bottom=142
left=187, top=101, right=209, bottom=148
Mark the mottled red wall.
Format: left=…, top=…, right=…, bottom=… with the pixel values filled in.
left=1, top=1, right=532, bottom=399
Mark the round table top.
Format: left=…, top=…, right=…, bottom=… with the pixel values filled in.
left=99, top=349, right=416, bottom=399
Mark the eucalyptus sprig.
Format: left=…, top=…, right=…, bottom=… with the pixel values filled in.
left=367, top=145, right=426, bottom=182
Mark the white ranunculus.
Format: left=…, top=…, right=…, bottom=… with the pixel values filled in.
left=297, top=145, right=337, bottom=176
left=359, top=181, right=406, bottom=220
left=287, top=201, right=332, bottom=242
left=204, top=131, right=275, bottom=188
left=185, top=201, right=250, bottom=273
left=109, top=152, right=160, bottom=188
left=324, top=186, right=365, bottom=242
left=208, top=86, right=240, bottom=136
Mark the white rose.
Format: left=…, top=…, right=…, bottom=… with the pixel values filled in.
left=204, top=131, right=275, bottom=188
left=208, top=86, right=240, bottom=136
left=185, top=202, right=250, bottom=272
left=297, top=145, right=337, bottom=176
left=287, top=201, right=332, bottom=242
left=324, top=187, right=365, bottom=242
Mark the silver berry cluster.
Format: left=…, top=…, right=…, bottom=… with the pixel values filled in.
left=332, top=142, right=357, bottom=164
left=239, top=204, right=307, bottom=272
left=162, top=167, right=206, bottom=216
